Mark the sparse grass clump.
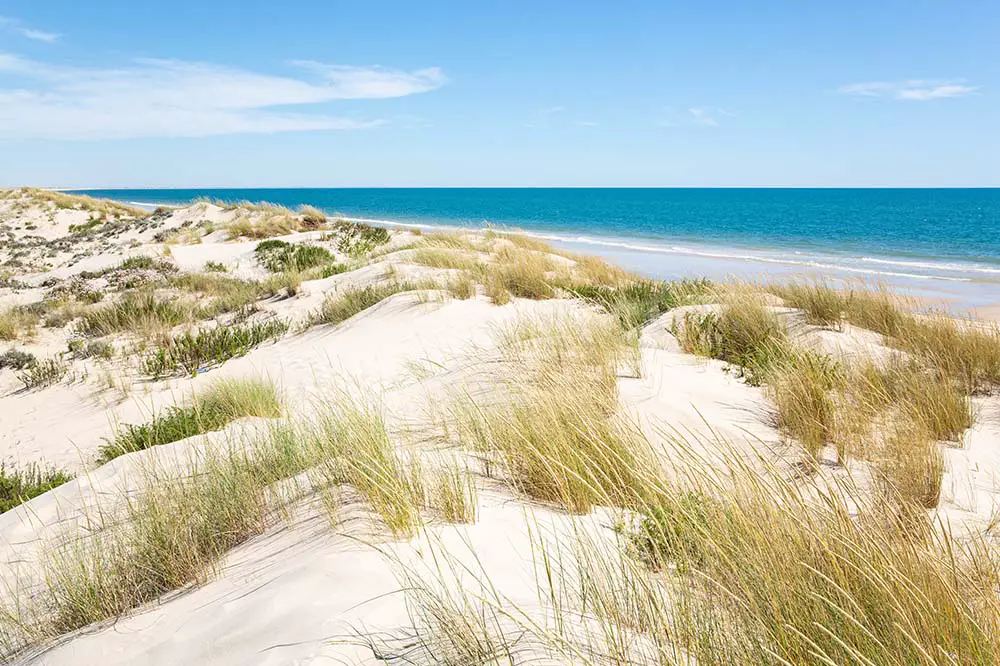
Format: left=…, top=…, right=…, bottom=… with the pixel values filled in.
left=676, top=295, right=789, bottom=384
left=17, top=357, right=68, bottom=390
left=203, top=261, right=227, bottom=273
left=768, top=280, right=848, bottom=327
left=298, top=205, right=327, bottom=230
left=0, top=307, right=39, bottom=340
left=78, top=292, right=193, bottom=337
left=100, top=378, right=283, bottom=463
left=411, top=248, right=480, bottom=270
left=0, top=463, right=73, bottom=513
left=254, top=239, right=334, bottom=273
left=169, top=273, right=276, bottom=317
left=36, top=449, right=274, bottom=642
left=572, top=278, right=711, bottom=330
left=141, top=319, right=288, bottom=377
left=620, top=458, right=1000, bottom=665
left=309, top=281, right=431, bottom=327
left=452, top=315, right=651, bottom=513
left=311, top=395, right=426, bottom=536
left=483, top=250, right=555, bottom=302
left=767, top=352, right=842, bottom=458
left=20, top=188, right=149, bottom=218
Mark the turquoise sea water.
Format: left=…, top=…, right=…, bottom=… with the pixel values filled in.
left=76, top=188, right=1000, bottom=307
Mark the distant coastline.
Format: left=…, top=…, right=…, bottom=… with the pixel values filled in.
left=76, top=187, right=1000, bottom=308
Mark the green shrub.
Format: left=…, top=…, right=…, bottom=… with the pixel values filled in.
left=254, top=240, right=334, bottom=273
left=0, top=463, right=74, bottom=513
left=0, top=348, right=36, bottom=370
left=203, top=261, right=227, bottom=273
left=331, top=219, right=390, bottom=257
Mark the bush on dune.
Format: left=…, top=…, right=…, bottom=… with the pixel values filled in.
left=1, top=463, right=73, bottom=514
left=254, top=239, right=335, bottom=273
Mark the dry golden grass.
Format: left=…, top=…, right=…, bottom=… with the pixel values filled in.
left=411, top=248, right=480, bottom=270
left=395, top=414, right=1000, bottom=666
left=449, top=314, right=652, bottom=513
left=309, top=394, right=427, bottom=536
left=18, top=188, right=149, bottom=218
left=0, top=307, right=39, bottom=341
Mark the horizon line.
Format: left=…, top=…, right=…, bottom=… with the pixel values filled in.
left=47, top=185, right=1000, bottom=191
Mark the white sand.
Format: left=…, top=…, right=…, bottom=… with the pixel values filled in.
left=2, top=190, right=999, bottom=664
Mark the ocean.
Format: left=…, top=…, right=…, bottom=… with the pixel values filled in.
left=76, top=188, right=1000, bottom=308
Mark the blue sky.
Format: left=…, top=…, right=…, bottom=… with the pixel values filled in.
left=0, top=1, right=997, bottom=187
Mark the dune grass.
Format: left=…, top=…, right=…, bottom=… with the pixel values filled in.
left=298, top=205, right=327, bottom=229
left=225, top=208, right=301, bottom=240
left=675, top=294, right=790, bottom=384
left=0, top=307, right=40, bottom=341
left=19, top=188, right=149, bottom=218
left=330, top=219, right=391, bottom=257
left=78, top=292, right=194, bottom=338
left=0, top=463, right=73, bottom=514
left=619, top=455, right=1000, bottom=664
left=411, top=248, right=480, bottom=270
left=450, top=315, right=651, bottom=513
left=169, top=272, right=277, bottom=317
left=310, top=394, right=427, bottom=536
left=481, top=249, right=556, bottom=302
left=141, top=319, right=288, bottom=378
left=766, top=351, right=843, bottom=459
left=17, top=357, right=69, bottom=390
left=100, top=378, right=283, bottom=463
left=572, top=278, right=711, bottom=330
left=309, top=280, right=434, bottom=327
left=770, top=280, right=1000, bottom=392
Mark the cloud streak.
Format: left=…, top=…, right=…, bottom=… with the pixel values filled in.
left=0, top=55, right=445, bottom=140
left=0, top=15, right=59, bottom=42
left=838, top=79, right=979, bottom=101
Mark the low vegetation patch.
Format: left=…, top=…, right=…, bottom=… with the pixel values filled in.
left=141, top=319, right=288, bottom=377
left=254, top=239, right=335, bottom=273
left=78, top=292, right=193, bottom=337
left=309, top=281, right=432, bottom=327
left=330, top=219, right=390, bottom=257
left=0, top=307, right=40, bottom=341
left=100, top=378, right=283, bottom=463
left=572, top=278, right=711, bottom=330
left=17, top=357, right=68, bottom=390
left=675, top=296, right=789, bottom=384
left=0, top=348, right=36, bottom=370
left=0, top=463, right=73, bottom=514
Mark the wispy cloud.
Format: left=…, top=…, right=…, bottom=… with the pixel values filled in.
left=540, top=105, right=566, bottom=115
left=838, top=79, right=979, bottom=101
left=0, top=15, right=60, bottom=42
left=687, top=107, right=732, bottom=126
left=576, top=120, right=599, bottom=127
left=0, top=54, right=446, bottom=140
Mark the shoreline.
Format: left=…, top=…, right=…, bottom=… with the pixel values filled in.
left=112, top=194, right=1000, bottom=311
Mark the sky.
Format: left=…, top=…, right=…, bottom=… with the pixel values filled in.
left=0, top=1, right=997, bottom=187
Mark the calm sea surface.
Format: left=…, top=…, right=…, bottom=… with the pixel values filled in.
left=76, top=188, right=1000, bottom=307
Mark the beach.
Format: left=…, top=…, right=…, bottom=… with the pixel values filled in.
left=2, top=187, right=1000, bottom=664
